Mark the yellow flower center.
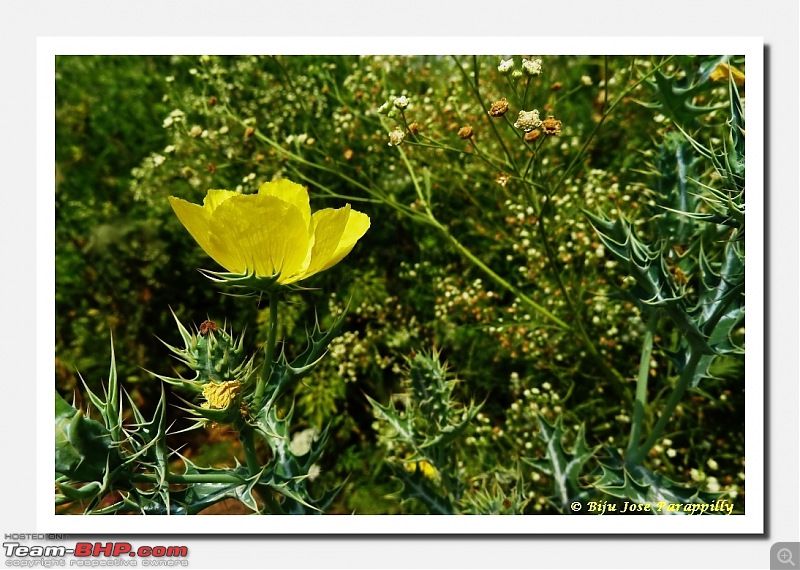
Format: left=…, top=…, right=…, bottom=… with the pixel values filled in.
left=202, top=381, right=242, bottom=410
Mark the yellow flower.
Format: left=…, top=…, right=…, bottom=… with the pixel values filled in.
left=169, top=180, right=370, bottom=284
left=404, top=459, right=437, bottom=480
left=709, top=62, right=745, bottom=86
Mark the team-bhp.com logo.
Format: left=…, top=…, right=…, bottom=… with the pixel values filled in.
left=4, top=541, right=189, bottom=566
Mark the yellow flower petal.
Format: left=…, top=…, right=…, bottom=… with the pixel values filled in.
left=324, top=209, right=371, bottom=271
left=257, top=180, right=311, bottom=229
left=208, top=194, right=311, bottom=280
left=168, top=195, right=214, bottom=256
left=709, top=62, right=745, bottom=86
left=298, top=207, right=370, bottom=280
left=299, top=206, right=352, bottom=281
left=203, top=189, right=239, bottom=212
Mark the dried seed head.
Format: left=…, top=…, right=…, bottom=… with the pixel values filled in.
left=244, top=126, right=255, bottom=138
left=524, top=129, right=542, bottom=143
left=407, top=121, right=421, bottom=135
left=199, top=319, right=219, bottom=335
left=541, top=116, right=562, bottom=136
left=458, top=125, right=474, bottom=139
left=488, top=97, right=509, bottom=117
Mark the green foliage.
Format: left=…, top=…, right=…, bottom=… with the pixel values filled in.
left=523, top=416, right=595, bottom=511
left=56, top=54, right=747, bottom=515
left=56, top=306, right=345, bottom=514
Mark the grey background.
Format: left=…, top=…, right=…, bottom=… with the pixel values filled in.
left=9, top=0, right=798, bottom=568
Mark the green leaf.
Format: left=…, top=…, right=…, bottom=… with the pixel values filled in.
left=593, top=448, right=722, bottom=512
left=386, top=462, right=454, bottom=514
left=523, top=416, right=597, bottom=512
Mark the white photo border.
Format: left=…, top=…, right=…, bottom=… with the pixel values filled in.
left=40, top=36, right=764, bottom=534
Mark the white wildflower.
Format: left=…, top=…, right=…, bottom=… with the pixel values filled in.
left=498, top=58, right=514, bottom=74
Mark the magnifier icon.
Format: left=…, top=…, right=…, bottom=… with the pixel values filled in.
left=778, top=548, right=796, bottom=566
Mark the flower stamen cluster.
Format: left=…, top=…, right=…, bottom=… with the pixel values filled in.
left=201, top=380, right=242, bottom=410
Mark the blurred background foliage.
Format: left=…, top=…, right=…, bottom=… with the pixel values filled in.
left=55, top=54, right=745, bottom=514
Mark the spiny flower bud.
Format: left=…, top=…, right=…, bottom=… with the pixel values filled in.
left=157, top=311, right=253, bottom=390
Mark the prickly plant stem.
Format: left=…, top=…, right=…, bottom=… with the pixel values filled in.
left=633, top=348, right=702, bottom=465
left=255, top=292, right=279, bottom=409
left=133, top=472, right=246, bottom=485
left=625, top=311, right=659, bottom=465
left=240, top=425, right=281, bottom=513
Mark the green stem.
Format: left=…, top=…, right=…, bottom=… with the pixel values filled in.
left=632, top=348, right=702, bottom=464
left=551, top=56, right=672, bottom=196
left=132, top=472, right=246, bottom=485
left=240, top=426, right=262, bottom=477
left=255, top=292, right=279, bottom=409
left=395, top=143, right=570, bottom=331
left=241, top=424, right=284, bottom=513
left=625, top=311, right=659, bottom=465
left=451, top=55, right=519, bottom=173
left=534, top=183, right=626, bottom=385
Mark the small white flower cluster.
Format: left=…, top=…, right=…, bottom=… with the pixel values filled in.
left=162, top=108, right=185, bottom=128
left=393, top=95, right=410, bottom=110
left=377, top=95, right=410, bottom=116
left=388, top=128, right=405, bottom=147
left=521, top=58, right=542, bottom=76
left=498, top=58, right=514, bottom=74
left=285, top=133, right=315, bottom=146
left=513, top=109, right=542, bottom=132
left=501, top=56, right=543, bottom=78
